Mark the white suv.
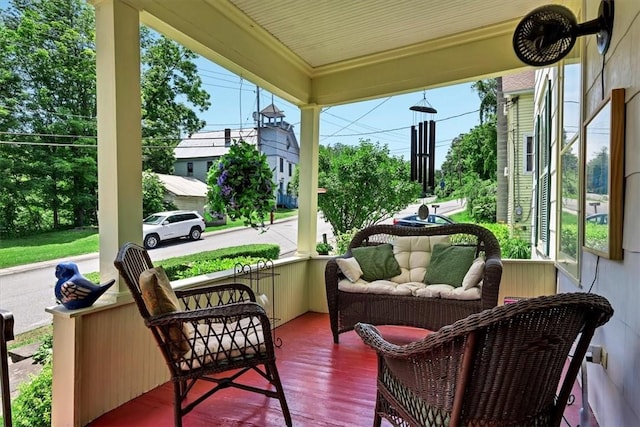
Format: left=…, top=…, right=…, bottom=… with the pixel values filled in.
left=142, top=210, right=206, bottom=249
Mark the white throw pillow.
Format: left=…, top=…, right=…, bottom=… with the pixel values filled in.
left=336, top=257, right=363, bottom=283
left=462, top=257, right=485, bottom=290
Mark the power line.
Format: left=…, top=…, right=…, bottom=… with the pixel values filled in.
left=320, top=97, right=392, bottom=141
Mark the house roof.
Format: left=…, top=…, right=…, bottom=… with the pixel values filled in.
left=126, top=0, right=581, bottom=106
left=175, top=129, right=258, bottom=159
left=503, top=70, right=535, bottom=94
left=155, top=173, right=208, bottom=197
left=261, top=103, right=285, bottom=119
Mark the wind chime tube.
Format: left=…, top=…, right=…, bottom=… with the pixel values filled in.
left=417, top=121, right=424, bottom=185
left=410, top=125, right=417, bottom=182
left=422, top=120, right=429, bottom=194
left=428, top=119, right=436, bottom=192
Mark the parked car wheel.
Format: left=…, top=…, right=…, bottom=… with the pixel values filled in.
left=189, top=227, right=202, bottom=241
left=144, top=233, right=160, bottom=249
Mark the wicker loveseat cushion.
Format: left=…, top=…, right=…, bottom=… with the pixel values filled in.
left=336, top=235, right=483, bottom=300
left=391, top=235, right=449, bottom=283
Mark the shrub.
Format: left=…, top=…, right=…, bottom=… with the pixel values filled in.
left=560, top=223, right=578, bottom=257
left=315, top=242, right=333, bottom=255
left=335, top=228, right=359, bottom=255
left=12, top=363, right=52, bottom=427
left=167, top=256, right=264, bottom=280
left=465, top=180, right=496, bottom=223
left=32, top=334, right=53, bottom=365
left=502, top=237, right=532, bottom=259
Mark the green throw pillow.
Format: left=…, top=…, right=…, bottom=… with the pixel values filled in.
left=352, top=243, right=401, bottom=282
left=424, top=244, right=477, bottom=288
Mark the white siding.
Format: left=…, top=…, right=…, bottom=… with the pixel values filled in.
left=547, top=1, right=640, bottom=425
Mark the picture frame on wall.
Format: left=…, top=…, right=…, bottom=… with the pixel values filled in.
left=582, top=88, right=625, bottom=260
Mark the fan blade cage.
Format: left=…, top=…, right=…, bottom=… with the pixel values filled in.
left=513, top=5, right=577, bottom=66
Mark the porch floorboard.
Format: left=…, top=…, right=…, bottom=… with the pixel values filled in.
left=88, top=312, right=596, bottom=427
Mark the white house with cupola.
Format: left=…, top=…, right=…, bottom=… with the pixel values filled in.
left=174, top=104, right=300, bottom=207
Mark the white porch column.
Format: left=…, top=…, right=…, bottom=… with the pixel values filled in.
left=297, top=105, right=321, bottom=256
left=95, top=0, right=142, bottom=297
left=51, top=3, right=141, bottom=426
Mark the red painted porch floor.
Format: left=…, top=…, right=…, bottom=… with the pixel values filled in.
left=89, top=312, right=597, bottom=427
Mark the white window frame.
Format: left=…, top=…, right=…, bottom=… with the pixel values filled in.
left=523, top=135, right=534, bottom=174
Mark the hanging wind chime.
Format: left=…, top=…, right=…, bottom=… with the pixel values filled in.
left=409, top=91, right=437, bottom=218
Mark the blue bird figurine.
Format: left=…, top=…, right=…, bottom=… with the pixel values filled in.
left=54, top=262, right=115, bottom=310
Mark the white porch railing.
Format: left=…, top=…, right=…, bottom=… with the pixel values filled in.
left=47, top=256, right=556, bottom=426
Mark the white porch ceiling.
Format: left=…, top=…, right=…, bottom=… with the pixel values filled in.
left=123, top=0, right=581, bottom=106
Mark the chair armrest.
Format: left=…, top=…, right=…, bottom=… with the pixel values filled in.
left=176, top=282, right=257, bottom=310
left=355, top=322, right=465, bottom=360
left=146, top=301, right=269, bottom=328
left=480, top=256, right=502, bottom=310
left=354, top=323, right=408, bottom=357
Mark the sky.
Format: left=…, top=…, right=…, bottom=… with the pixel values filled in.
left=196, top=57, right=483, bottom=170
left=0, top=0, right=483, bottom=171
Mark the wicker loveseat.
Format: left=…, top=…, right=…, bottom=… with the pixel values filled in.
left=325, top=223, right=502, bottom=343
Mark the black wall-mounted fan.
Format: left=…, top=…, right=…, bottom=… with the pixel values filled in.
left=513, top=0, right=614, bottom=66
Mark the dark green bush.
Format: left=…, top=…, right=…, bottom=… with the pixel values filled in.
left=465, top=180, right=497, bottom=223
left=460, top=223, right=530, bottom=260
left=85, top=244, right=280, bottom=283
left=584, top=223, right=608, bottom=253
left=12, top=363, right=52, bottom=427
left=160, top=244, right=279, bottom=280
left=502, top=237, right=531, bottom=259
left=32, top=334, right=53, bottom=365
left=166, top=256, right=264, bottom=280
left=335, top=228, right=359, bottom=254
left=560, top=223, right=578, bottom=257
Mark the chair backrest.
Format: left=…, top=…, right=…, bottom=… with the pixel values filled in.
left=114, top=242, right=155, bottom=319
left=430, top=293, right=613, bottom=426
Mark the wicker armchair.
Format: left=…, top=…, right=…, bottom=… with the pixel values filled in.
left=355, top=293, right=613, bottom=427
left=114, top=242, right=291, bottom=427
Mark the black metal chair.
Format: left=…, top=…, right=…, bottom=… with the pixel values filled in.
left=114, top=242, right=291, bottom=427
left=356, top=293, right=613, bottom=427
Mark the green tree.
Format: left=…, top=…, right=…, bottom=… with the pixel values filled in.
left=0, top=22, right=25, bottom=235
left=315, top=140, right=421, bottom=235
left=0, top=1, right=210, bottom=235
left=140, top=27, right=211, bottom=173
left=142, top=171, right=176, bottom=218
left=586, top=147, right=609, bottom=194
left=1, top=0, right=98, bottom=230
left=438, top=121, right=497, bottom=197
left=561, top=149, right=579, bottom=200
left=471, top=79, right=497, bottom=125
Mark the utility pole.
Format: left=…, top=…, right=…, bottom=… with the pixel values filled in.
left=256, top=85, right=261, bottom=150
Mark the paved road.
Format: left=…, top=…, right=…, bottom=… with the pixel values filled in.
left=0, top=199, right=463, bottom=335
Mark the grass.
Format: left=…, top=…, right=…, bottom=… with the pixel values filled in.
left=7, top=324, right=53, bottom=351
left=0, top=209, right=298, bottom=269
left=0, top=228, right=99, bottom=269
left=450, top=211, right=473, bottom=223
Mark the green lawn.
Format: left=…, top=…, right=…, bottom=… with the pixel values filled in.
left=0, top=209, right=298, bottom=269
